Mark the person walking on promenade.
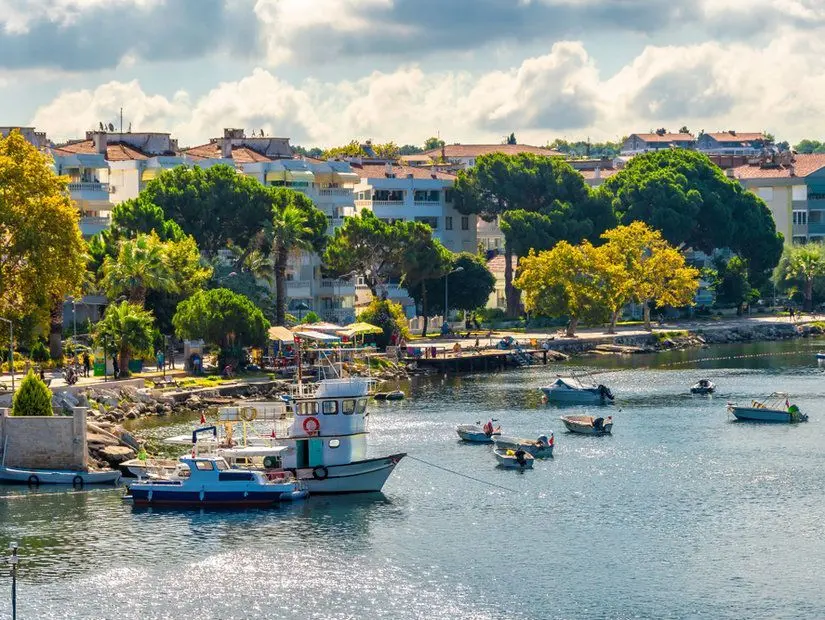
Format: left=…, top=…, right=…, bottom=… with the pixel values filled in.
left=82, top=351, right=91, bottom=377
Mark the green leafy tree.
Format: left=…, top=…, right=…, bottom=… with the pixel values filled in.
left=601, top=149, right=783, bottom=288
left=172, top=289, right=270, bottom=362
left=357, top=299, right=410, bottom=349
left=455, top=152, right=614, bottom=315
left=714, top=255, right=758, bottom=314
left=399, top=228, right=453, bottom=336
left=322, top=140, right=367, bottom=159
left=93, top=302, right=155, bottom=377
left=267, top=189, right=328, bottom=326
left=412, top=252, right=496, bottom=317
left=12, top=370, right=53, bottom=416
left=793, top=139, right=825, bottom=154
left=774, top=242, right=825, bottom=311
left=324, top=211, right=403, bottom=296
left=300, top=311, right=321, bottom=324
left=399, top=145, right=425, bottom=156
left=373, top=142, right=400, bottom=159
left=547, top=139, right=623, bottom=159
left=30, top=341, right=50, bottom=363
left=101, top=232, right=177, bottom=305
left=140, top=164, right=273, bottom=258
left=423, top=137, right=445, bottom=151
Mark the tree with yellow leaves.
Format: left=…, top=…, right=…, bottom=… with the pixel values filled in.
left=0, top=130, right=86, bottom=354
left=600, top=221, right=699, bottom=331
left=516, top=241, right=611, bottom=337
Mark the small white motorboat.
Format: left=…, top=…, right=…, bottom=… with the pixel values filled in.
left=816, top=352, right=825, bottom=360
left=541, top=375, right=614, bottom=405
left=0, top=465, right=121, bottom=486
left=560, top=415, right=613, bottom=436
left=493, top=448, right=534, bottom=469
left=690, top=379, right=716, bottom=394
left=456, top=420, right=501, bottom=443
left=727, top=393, right=807, bottom=423
left=494, top=433, right=554, bottom=458
left=124, top=455, right=308, bottom=507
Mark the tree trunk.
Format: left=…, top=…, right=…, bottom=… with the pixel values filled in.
left=504, top=245, right=518, bottom=317
left=49, top=298, right=63, bottom=361
left=566, top=316, right=579, bottom=337
left=275, top=247, right=288, bottom=326
left=643, top=302, right=652, bottom=332
left=608, top=310, right=619, bottom=335
left=130, top=286, right=146, bottom=306
left=421, top=283, right=429, bottom=338
left=804, top=278, right=814, bottom=312
left=119, top=346, right=129, bottom=378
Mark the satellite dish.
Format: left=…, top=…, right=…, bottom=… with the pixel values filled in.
left=108, top=123, right=115, bottom=132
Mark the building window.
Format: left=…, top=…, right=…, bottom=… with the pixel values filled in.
left=445, top=216, right=453, bottom=230
left=414, top=216, right=439, bottom=230
left=757, top=187, right=774, bottom=201
left=793, top=211, right=808, bottom=225
left=445, top=189, right=454, bottom=203
left=792, top=185, right=807, bottom=201
left=461, top=216, right=469, bottom=230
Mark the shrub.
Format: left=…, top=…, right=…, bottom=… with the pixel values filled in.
left=300, top=311, right=321, bottom=324
left=12, top=370, right=53, bottom=416
left=358, top=299, right=410, bottom=349
left=30, top=341, right=50, bottom=363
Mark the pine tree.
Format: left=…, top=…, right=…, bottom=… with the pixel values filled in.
left=12, top=370, right=53, bottom=416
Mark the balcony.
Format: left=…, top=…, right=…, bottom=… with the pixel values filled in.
left=320, top=308, right=357, bottom=325
left=373, top=200, right=404, bottom=207
left=354, top=200, right=372, bottom=209
left=320, top=279, right=356, bottom=296
left=807, top=222, right=825, bottom=236
left=319, top=189, right=352, bottom=197
left=286, top=280, right=312, bottom=298
left=79, top=215, right=110, bottom=237
left=68, top=182, right=110, bottom=202
left=413, top=200, right=442, bottom=207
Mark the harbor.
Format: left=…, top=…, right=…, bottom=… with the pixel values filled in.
left=2, top=338, right=825, bottom=619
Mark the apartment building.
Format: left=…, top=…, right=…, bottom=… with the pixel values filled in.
left=697, top=131, right=767, bottom=156
left=416, top=143, right=562, bottom=171
left=620, top=131, right=696, bottom=156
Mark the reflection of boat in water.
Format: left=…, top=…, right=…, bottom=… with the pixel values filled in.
left=560, top=415, right=613, bottom=435
left=374, top=390, right=405, bottom=401
left=727, top=393, right=807, bottom=423
left=125, top=455, right=307, bottom=507
left=690, top=379, right=716, bottom=395
left=494, top=434, right=554, bottom=458
left=816, top=353, right=825, bottom=360
left=541, top=374, right=614, bottom=405
left=493, top=448, right=534, bottom=469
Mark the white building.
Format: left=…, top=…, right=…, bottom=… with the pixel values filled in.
left=418, top=143, right=562, bottom=171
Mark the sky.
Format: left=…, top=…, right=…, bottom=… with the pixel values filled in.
left=1, top=0, right=824, bottom=148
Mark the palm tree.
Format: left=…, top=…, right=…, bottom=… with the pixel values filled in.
left=93, top=301, right=155, bottom=377
left=777, top=243, right=825, bottom=311
left=101, top=232, right=177, bottom=306
left=270, top=204, right=314, bottom=326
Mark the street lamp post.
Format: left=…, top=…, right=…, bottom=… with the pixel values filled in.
left=444, top=266, right=464, bottom=330
left=296, top=301, right=310, bottom=323
left=0, top=318, right=14, bottom=392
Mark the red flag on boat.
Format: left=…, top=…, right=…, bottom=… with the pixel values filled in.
left=786, top=398, right=790, bottom=408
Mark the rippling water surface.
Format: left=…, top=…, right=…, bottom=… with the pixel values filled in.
left=2, top=339, right=825, bottom=619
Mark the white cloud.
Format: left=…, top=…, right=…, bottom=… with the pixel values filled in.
left=29, top=32, right=825, bottom=147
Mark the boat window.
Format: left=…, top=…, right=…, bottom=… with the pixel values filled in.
left=356, top=399, right=368, bottom=414
left=322, top=400, right=338, bottom=415
left=342, top=399, right=356, bottom=415
left=194, top=461, right=213, bottom=471
left=329, top=439, right=341, bottom=448
left=299, top=401, right=318, bottom=416
left=215, top=459, right=229, bottom=470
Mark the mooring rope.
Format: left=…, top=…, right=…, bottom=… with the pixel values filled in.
left=405, top=455, right=518, bottom=493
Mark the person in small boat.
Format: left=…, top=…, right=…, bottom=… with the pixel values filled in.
left=514, top=448, right=527, bottom=466
left=482, top=420, right=494, bottom=436
left=592, top=417, right=604, bottom=431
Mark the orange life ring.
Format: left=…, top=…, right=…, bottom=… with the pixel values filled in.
left=303, top=416, right=320, bottom=435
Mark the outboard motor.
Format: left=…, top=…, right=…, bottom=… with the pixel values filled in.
left=514, top=449, right=527, bottom=466
left=598, top=384, right=615, bottom=401
left=593, top=417, right=604, bottom=431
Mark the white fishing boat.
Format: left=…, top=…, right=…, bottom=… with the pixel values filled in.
left=124, top=455, right=307, bottom=507
left=727, top=393, right=807, bottom=423
left=456, top=420, right=501, bottom=443
left=690, top=379, right=716, bottom=394
left=493, top=448, right=534, bottom=469
left=494, top=433, right=554, bottom=458
left=560, top=415, right=613, bottom=435
left=541, top=374, right=614, bottom=405
left=0, top=465, right=121, bottom=486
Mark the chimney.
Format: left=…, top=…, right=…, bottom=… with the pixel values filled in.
left=725, top=168, right=736, bottom=179
left=385, top=162, right=393, bottom=177
left=729, top=130, right=736, bottom=136
left=91, top=131, right=107, bottom=155
left=594, top=167, right=601, bottom=181
left=789, top=164, right=796, bottom=177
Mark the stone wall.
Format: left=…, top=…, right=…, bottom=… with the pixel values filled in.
left=0, top=408, right=87, bottom=470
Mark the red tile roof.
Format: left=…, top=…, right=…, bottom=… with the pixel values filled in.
left=423, top=144, right=562, bottom=158
left=53, top=139, right=148, bottom=161
left=706, top=132, right=764, bottom=143
left=350, top=162, right=456, bottom=180
left=486, top=254, right=519, bottom=273
left=730, top=154, right=825, bottom=180
left=579, top=168, right=618, bottom=181
left=183, top=143, right=272, bottom=163
left=629, top=133, right=695, bottom=143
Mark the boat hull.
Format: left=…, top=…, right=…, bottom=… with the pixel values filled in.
left=493, top=436, right=554, bottom=458
left=294, top=454, right=406, bottom=494
left=493, top=451, right=534, bottom=469
left=128, top=488, right=308, bottom=507
left=541, top=387, right=607, bottom=405
left=560, top=417, right=612, bottom=435
left=456, top=425, right=498, bottom=443
left=729, top=407, right=807, bottom=423
left=0, top=465, right=121, bottom=485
